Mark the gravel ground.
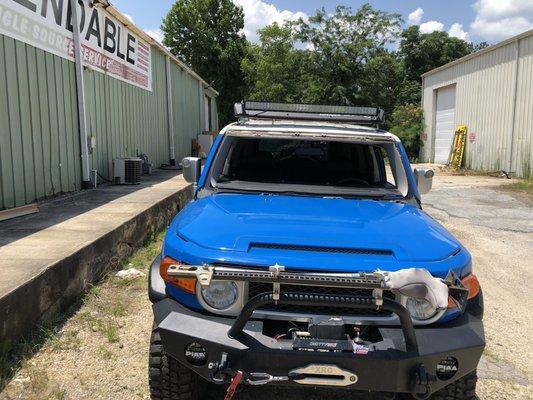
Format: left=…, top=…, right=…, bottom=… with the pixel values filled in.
left=0, top=171, right=531, bottom=400
left=421, top=171, right=532, bottom=399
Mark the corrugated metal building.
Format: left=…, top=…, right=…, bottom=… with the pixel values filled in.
left=0, top=0, right=218, bottom=211
left=421, top=29, right=533, bottom=178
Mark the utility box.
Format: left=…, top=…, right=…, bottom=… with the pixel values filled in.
left=113, top=157, right=142, bottom=185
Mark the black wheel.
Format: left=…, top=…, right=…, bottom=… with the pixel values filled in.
left=149, top=328, right=202, bottom=400
left=429, top=370, right=478, bottom=400
left=400, top=371, right=478, bottom=400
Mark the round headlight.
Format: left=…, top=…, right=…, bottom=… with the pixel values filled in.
left=201, top=281, right=238, bottom=310
left=406, top=297, right=438, bottom=321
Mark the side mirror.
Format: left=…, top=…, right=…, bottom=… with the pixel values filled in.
left=182, top=157, right=202, bottom=184
left=414, top=168, right=434, bottom=195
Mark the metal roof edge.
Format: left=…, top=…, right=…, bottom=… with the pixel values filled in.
left=421, top=29, right=533, bottom=79
left=101, top=1, right=219, bottom=95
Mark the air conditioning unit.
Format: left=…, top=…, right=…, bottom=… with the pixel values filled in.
left=113, top=157, right=142, bottom=185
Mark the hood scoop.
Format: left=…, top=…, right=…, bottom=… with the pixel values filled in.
left=249, top=243, right=394, bottom=257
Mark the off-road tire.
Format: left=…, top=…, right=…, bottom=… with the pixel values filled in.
left=429, top=370, right=478, bottom=400
left=149, top=328, right=202, bottom=400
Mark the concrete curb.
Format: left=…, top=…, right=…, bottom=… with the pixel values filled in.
left=0, top=186, right=191, bottom=344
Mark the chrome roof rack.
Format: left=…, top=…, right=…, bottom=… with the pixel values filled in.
left=234, top=101, right=385, bottom=125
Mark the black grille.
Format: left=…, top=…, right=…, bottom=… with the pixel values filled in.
left=250, top=243, right=393, bottom=256
left=248, top=282, right=395, bottom=317
left=124, top=159, right=142, bottom=184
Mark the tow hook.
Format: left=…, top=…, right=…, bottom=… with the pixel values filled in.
left=246, top=372, right=291, bottom=385
left=411, top=364, right=436, bottom=400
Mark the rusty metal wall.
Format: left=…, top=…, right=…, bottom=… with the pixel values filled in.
left=421, top=30, right=533, bottom=178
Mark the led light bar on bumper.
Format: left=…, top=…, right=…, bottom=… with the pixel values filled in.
left=163, top=263, right=477, bottom=325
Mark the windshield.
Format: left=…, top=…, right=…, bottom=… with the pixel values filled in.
left=208, top=135, right=409, bottom=199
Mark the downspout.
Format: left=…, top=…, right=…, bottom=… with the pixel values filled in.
left=199, top=81, right=204, bottom=132
left=508, top=38, right=520, bottom=173
left=70, top=0, right=91, bottom=188
left=166, top=56, right=176, bottom=166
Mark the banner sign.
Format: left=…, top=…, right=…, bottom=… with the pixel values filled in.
left=0, top=0, right=152, bottom=91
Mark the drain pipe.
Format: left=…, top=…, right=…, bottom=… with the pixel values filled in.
left=70, top=0, right=91, bottom=188
left=166, top=56, right=176, bottom=166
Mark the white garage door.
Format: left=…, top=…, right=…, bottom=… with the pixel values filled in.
left=434, top=85, right=456, bottom=164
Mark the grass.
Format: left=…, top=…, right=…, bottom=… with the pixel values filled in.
left=98, top=345, right=113, bottom=360
left=501, top=179, right=533, bottom=192
left=0, top=230, right=165, bottom=394
left=0, top=321, right=64, bottom=390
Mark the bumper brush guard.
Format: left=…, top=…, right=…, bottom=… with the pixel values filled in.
left=166, top=264, right=469, bottom=399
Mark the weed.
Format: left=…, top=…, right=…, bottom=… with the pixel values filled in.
left=501, top=179, right=533, bottom=192
left=0, top=340, right=13, bottom=387
left=76, top=310, right=98, bottom=325
left=108, top=303, right=128, bottom=318
left=39, top=324, right=61, bottom=350
left=102, top=322, right=119, bottom=343
left=1, top=231, right=165, bottom=396
left=54, top=388, right=68, bottom=400
left=26, top=367, right=50, bottom=395
left=88, top=285, right=101, bottom=298
left=98, top=345, right=113, bottom=360
left=0, top=321, right=69, bottom=390
left=56, top=330, right=81, bottom=351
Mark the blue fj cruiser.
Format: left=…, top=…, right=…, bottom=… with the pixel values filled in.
left=148, top=102, right=484, bottom=400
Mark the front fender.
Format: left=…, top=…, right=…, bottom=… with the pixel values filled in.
left=148, top=254, right=166, bottom=303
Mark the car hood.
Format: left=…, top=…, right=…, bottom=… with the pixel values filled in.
left=169, top=194, right=465, bottom=276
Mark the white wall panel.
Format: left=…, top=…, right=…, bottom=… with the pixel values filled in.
left=421, top=30, right=533, bottom=177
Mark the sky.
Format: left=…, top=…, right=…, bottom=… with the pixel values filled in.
left=112, top=0, right=533, bottom=45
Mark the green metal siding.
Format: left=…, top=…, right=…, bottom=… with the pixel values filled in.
left=170, top=63, right=203, bottom=161
left=0, top=34, right=81, bottom=210
left=84, top=48, right=170, bottom=179
left=0, top=33, right=216, bottom=210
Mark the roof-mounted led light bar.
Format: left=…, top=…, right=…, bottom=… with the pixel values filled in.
left=234, top=101, right=385, bottom=125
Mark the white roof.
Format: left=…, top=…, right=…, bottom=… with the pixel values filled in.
left=222, top=119, right=399, bottom=142
left=422, top=28, right=533, bottom=78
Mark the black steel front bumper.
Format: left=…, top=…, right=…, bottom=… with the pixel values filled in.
left=153, top=295, right=485, bottom=396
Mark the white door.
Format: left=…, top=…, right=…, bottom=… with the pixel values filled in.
left=434, top=85, right=456, bottom=164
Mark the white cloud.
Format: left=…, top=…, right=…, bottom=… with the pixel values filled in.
left=408, top=8, right=424, bottom=26
left=232, top=0, right=308, bottom=42
left=473, top=0, right=533, bottom=20
left=123, top=14, right=134, bottom=23
left=470, top=0, right=533, bottom=41
left=144, top=29, right=164, bottom=44
left=419, top=20, right=444, bottom=34
left=448, top=23, right=470, bottom=41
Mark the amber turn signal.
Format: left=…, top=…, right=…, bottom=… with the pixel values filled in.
left=160, top=256, right=197, bottom=294
left=448, top=273, right=480, bottom=308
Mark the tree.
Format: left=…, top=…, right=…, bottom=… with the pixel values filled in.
left=390, top=104, right=424, bottom=160
left=396, top=26, right=476, bottom=107
left=292, top=4, right=403, bottom=106
left=242, top=23, right=312, bottom=103
left=359, top=51, right=403, bottom=122
left=162, top=0, right=249, bottom=125
left=398, top=26, right=473, bottom=83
